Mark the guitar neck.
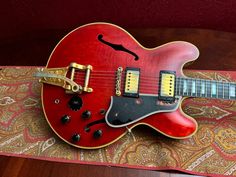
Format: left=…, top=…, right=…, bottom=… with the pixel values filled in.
left=175, top=77, right=236, bottom=100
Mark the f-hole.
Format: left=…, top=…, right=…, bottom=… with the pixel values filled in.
left=98, top=34, right=139, bottom=61
left=84, top=118, right=106, bottom=132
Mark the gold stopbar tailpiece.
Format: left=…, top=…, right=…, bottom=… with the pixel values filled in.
left=34, top=62, right=93, bottom=94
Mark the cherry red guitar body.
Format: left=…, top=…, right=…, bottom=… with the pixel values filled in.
left=41, top=23, right=199, bottom=149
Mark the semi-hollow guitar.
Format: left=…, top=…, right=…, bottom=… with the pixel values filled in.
left=35, top=23, right=235, bottom=149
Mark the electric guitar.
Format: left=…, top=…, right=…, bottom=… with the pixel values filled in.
left=35, top=23, right=235, bottom=149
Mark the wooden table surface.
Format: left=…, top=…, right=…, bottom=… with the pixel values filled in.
left=1, top=27, right=236, bottom=177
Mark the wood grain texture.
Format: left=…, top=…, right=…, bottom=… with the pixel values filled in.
left=0, top=155, right=200, bottom=177
left=1, top=27, right=233, bottom=177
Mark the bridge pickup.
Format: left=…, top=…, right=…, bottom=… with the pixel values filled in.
left=158, top=70, right=176, bottom=102
left=123, top=67, right=140, bottom=97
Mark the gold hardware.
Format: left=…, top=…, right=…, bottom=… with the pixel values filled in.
left=34, top=62, right=93, bottom=94
left=115, top=67, right=123, bottom=96
left=124, top=69, right=140, bottom=96
left=160, top=73, right=175, bottom=97
left=54, top=99, right=60, bottom=104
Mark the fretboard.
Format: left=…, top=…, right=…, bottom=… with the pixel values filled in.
left=175, top=77, right=236, bottom=100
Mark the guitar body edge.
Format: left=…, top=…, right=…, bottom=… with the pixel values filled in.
left=41, top=22, right=199, bottom=149
left=132, top=98, right=198, bottom=139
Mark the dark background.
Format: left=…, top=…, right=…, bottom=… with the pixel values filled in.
left=2, top=0, right=236, bottom=37
left=1, top=0, right=236, bottom=68
left=1, top=1, right=236, bottom=177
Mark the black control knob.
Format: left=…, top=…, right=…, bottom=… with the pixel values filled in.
left=93, top=130, right=102, bottom=138
left=72, top=134, right=80, bottom=142
left=68, top=96, right=82, bottom=111
left=81, top=110, right=91, bottom=119
left=61, top=115, right=70, bottom=124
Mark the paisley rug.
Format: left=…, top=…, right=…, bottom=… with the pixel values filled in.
left=0, top=66, right=235, bottom=177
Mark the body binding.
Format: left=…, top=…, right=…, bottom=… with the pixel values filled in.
left=41, top=22, right=199, bottom=149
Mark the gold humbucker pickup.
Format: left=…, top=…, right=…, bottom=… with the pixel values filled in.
left=158, top=70, right=176, bottom=102
left=123, top=67, right=140, bottom=97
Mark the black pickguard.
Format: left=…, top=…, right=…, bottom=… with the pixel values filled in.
left=105, top=95, right=180, bottom=127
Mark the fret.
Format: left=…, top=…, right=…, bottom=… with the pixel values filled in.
left=223, top=83, right=230, bottom=99
left=200, top=80, right=206, bottom=97
left=218, top=82, right=223, bottom=99
left=211, top=81, right=217, bottom=98
left=182, top=78, right=185, bottom=96
left=234, top=83, right=236, bottom=100
left=178, top=78, right=182, bottom=96
left=227, top=83, right=230, bottom=99
left=223, top=82, right=225, bottom=98
left=229, top=83, right=236, bottom=99
left=209, top=80, right=213, bottom=98
left=191, top=79, right=196, bottom=97
left=196, top=79, right=201, bottom=97
left=183, top=79, right=188, bottom=96
left=175, top=78, right=178, bottom=95
left=206, top=80, right=211, bottom=98
left=210, top=80, right=212, bottom=97
left=175, top=78, right=179, bottom=95
left=177, top=78, right=182, bottom=96
left=181, top=78, right=184, bottom=96
left=187, top=79, right=192, bottom=96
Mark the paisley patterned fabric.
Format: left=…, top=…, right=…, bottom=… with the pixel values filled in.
left=0, top=67, right=235, bottom=176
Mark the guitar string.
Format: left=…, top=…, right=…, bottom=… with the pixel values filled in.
left=73, top=79, right=233, bottom=97
left=74, top=74, right=234, bottom=89
left=55, top=74, right=233, bottom=98
left=73, top=71, right=236, bottom=85
left=72, top=70, right=236, bottom=83
left=74, top=74, right=159, bottom=80
left=71, top=71, right=236, bottom=97
left=73, top=82, right=235, bottom=95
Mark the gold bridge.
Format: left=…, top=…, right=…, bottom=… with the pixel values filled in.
left=115, top=67, right=123, bottom=96
left=34, top=62, right=93, bottom=94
